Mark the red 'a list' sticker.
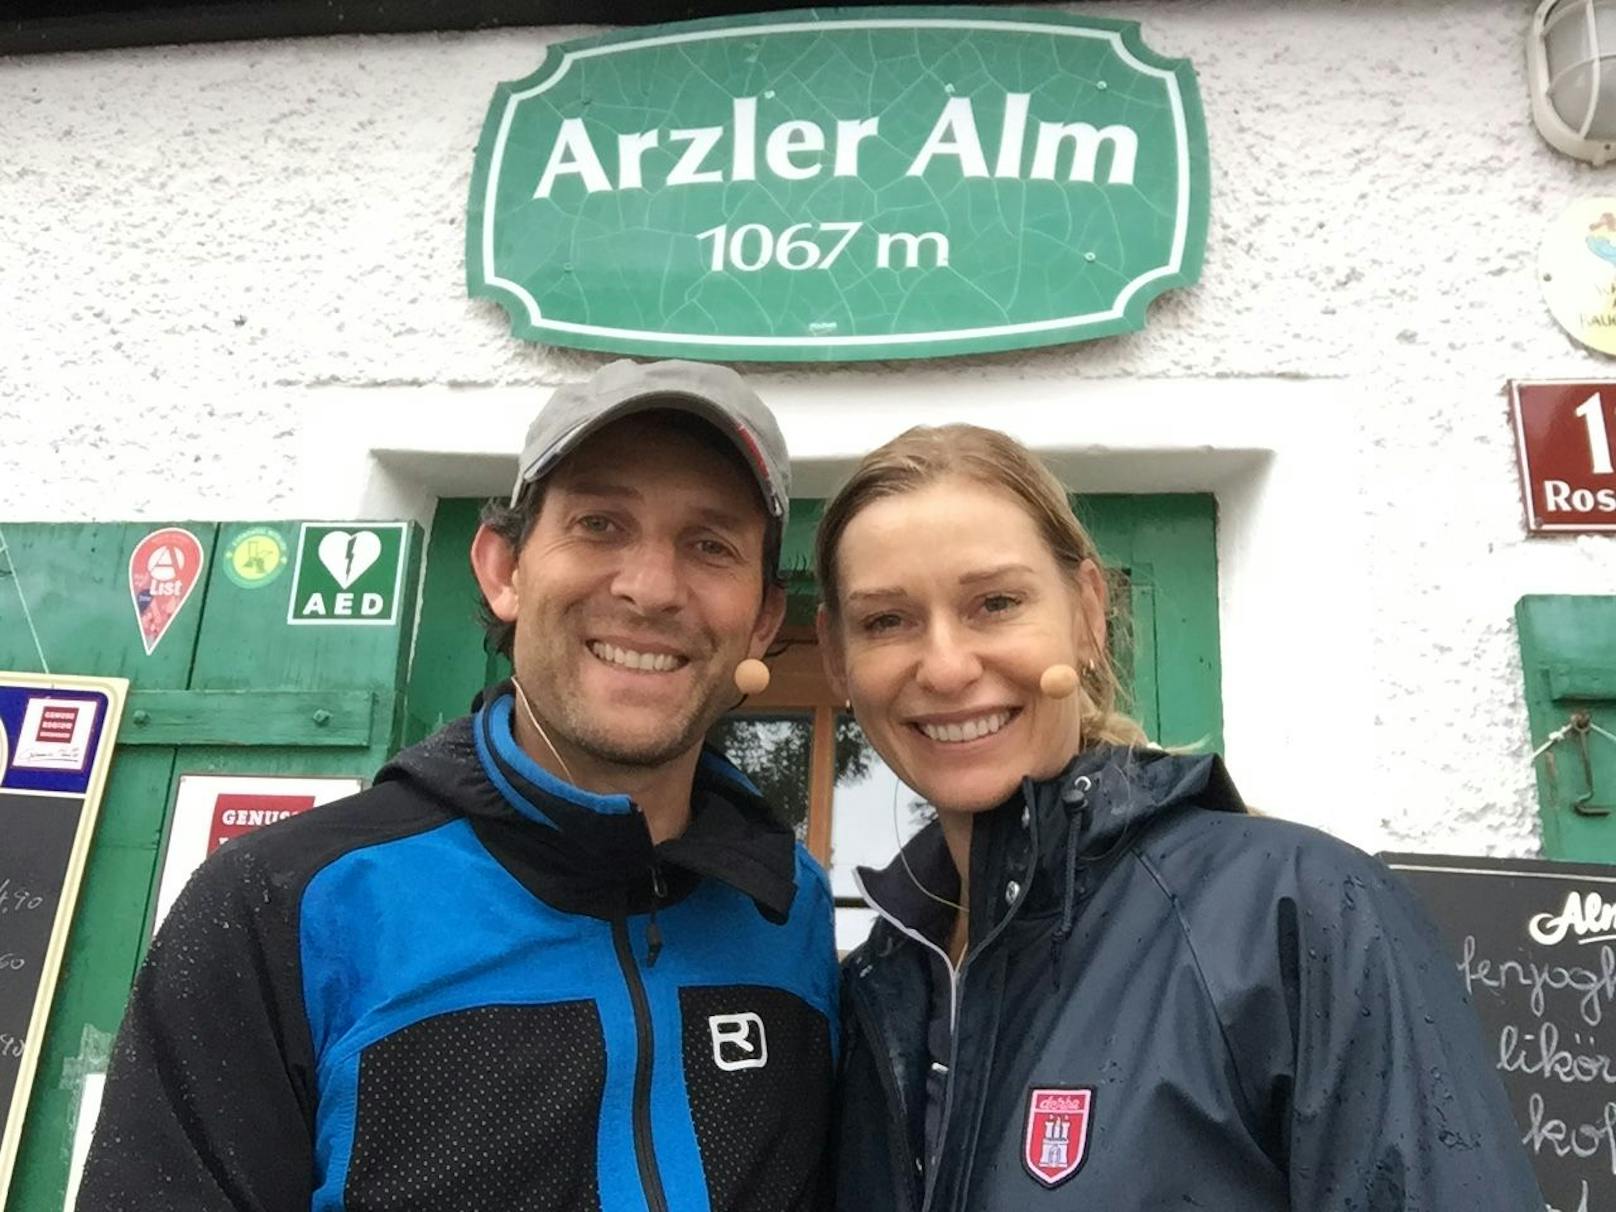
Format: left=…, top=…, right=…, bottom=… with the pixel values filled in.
left=129, top=528, right=205, bottom=655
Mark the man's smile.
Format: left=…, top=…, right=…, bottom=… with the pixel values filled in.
left=586, top=639, right=692, bottom=674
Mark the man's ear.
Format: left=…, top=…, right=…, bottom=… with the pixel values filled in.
left=470, top=524, right=521, bottom=623
left=815, top=604, right=849, bottom=703
left=748, top=582, right=788, bottom=658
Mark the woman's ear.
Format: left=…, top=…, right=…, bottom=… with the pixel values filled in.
left=470, top=524, right=521, bottom=623
left=1074, top=558, right=1109, bottom=662
left=815, top=604, right=850, bottom=702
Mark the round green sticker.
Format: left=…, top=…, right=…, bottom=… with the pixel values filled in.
left=222, top=527, right=290, bottom=589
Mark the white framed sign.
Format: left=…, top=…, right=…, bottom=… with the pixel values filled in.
left=0, top=672, right=126, bottom=1210
left=151, top=775, right=362, bottom=935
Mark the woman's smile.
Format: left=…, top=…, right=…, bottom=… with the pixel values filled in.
left=908, top=706, right=1022, bottom=746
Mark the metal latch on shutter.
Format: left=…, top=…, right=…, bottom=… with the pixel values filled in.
left=1541, top=665, right=1616, bottom=817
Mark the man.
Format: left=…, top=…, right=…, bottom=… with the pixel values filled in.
left=81, top=360, right=838, bottom=1211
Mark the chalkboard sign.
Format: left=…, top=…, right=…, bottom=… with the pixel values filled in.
left=1388, top=852, right=1616, bottom=1212
left=0, top=673, right=124, bottom=1208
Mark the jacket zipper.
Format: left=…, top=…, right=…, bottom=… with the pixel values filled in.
left=924, top=961, right=980, bottom=1211
left=918, top=789, right=1041, bottom=1212
left=611, top=915, right=670, bottom=1212
left=853, top=869, right=964, bottom=1208
left=847, top=971, right=925, bottom=1212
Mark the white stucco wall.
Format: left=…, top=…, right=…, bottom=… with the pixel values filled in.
left=3, top=1, right=1614, bottom=857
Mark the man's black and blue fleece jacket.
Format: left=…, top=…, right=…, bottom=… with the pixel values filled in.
left=80, top=686, right=839, bottom=1212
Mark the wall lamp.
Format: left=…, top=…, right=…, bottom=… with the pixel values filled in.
left=1532, top=0, right=1616, bottom=164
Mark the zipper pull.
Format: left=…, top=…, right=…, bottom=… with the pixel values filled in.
left=645, top=863, right=667, bottom=968
left=645, top=913, right=663, bottom=968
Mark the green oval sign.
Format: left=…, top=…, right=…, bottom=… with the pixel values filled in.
left=467, top=8, right=1209, bottom=362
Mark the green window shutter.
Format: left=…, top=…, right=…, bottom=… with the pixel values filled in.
left=0, top=522, right=212, bottom=1212
left=1077, top=494, right=1221, bottom=752
left=404, top=501, right=508, bottom=745
left=179, top=519, right=420, bottom=785
left=1516, top=594, right=1616, bottom=860
left=778, top=497, right=823, bottom=627
left=0, top=520, right=420, bottom=1212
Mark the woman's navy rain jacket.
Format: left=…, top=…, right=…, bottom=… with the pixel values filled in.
left=834, top=745, right=1544, bottom=1210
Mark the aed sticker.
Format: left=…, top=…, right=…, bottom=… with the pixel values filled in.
left=128, top=527, right=205, bottom=655
left=287, top=522, right=408, bottom=626
left=1540, top=196, right=1616, bottom=355
left=222, top=526, right=289, bottom=589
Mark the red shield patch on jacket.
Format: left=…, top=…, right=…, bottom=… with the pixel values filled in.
left=1023, top=1087, right=1093, bottom=1187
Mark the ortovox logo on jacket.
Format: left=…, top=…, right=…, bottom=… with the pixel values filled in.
left=710, top=1012, right=769, bottom=1071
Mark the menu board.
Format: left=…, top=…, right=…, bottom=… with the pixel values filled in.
left=1388, top=853, right=1616, bottom=1212
left=0, top=673, right=125, bottom=1209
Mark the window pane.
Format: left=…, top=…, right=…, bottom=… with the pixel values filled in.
left=706, top=712, right=812, bottom=840
left=829, top=712, right=930, bottom=905
left=836, top=906, right=878, bottom=955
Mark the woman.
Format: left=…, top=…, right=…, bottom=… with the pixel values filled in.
left=816, top=424, right=1542, bottom=1210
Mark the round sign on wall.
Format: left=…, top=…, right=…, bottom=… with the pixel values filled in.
left=1540, top=196, right=1616, bottom=356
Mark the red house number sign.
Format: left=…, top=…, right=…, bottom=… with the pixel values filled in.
left=1511, top=382, right=1616, bottom=533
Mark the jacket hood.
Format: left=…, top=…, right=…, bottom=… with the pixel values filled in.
left=376, top=683, right=800, bottom=922
left=857, top=744, right=1245, bottom=945
left=1062, top=743, right=1245, bottom=855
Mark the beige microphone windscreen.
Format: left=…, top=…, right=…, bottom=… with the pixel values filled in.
left=1039, top=664, right=1080, bottom=699
left=734, top=658, right=771, bottom=696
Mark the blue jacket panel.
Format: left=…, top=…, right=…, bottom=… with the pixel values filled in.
left=80, top=689, right=837, bottom=1212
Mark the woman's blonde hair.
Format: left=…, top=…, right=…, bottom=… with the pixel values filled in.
left=815, top=424, right=1149, bottom=749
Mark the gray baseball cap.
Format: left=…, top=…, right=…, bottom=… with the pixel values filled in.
left=511, top=359, right=790, bottom=528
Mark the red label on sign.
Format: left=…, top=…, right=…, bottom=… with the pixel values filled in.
left=128, top=527, right=205, bottom=654
left=209, top=793, right=318, bottom=854
left=1511, top=382, right=1616, bottom=533
left=35, top=706, right=80, bottom=743
left=1023, top=1087, right=1093, bottom=1187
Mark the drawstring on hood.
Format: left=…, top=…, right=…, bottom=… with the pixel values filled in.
left=646, top=863, right=667, bottom=967
left=1049, top=774, right=1091, bottom=989
left=1043, top=761, right=1176, bottom=992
